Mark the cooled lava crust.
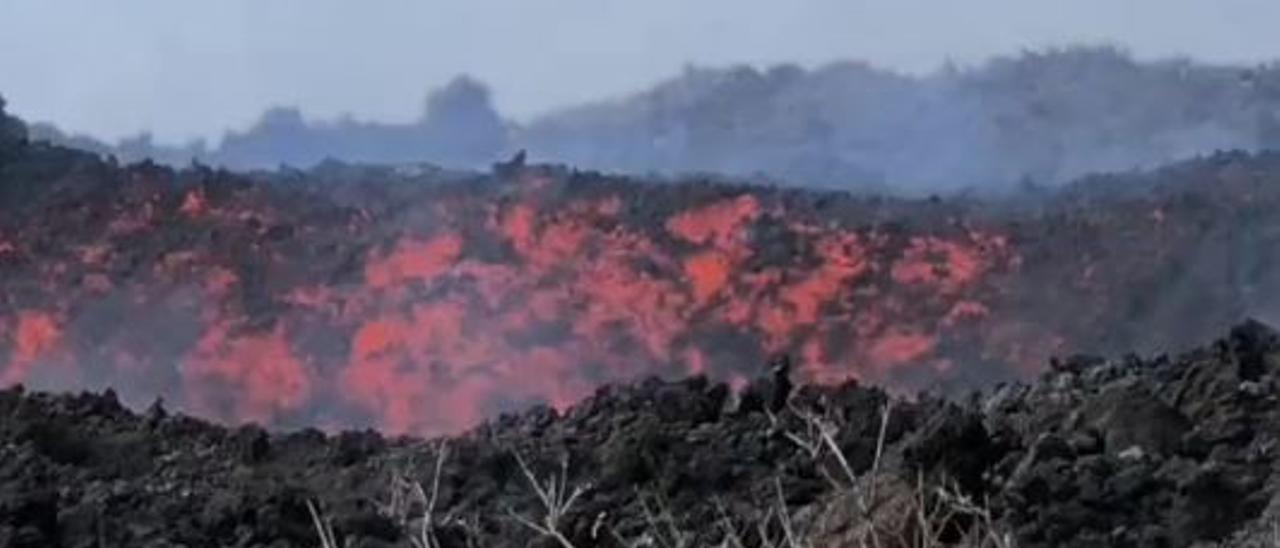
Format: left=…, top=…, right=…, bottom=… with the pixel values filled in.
left=4, top=322, right=1280, bottom=546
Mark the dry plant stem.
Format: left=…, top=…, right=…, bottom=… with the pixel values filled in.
left=307, top=499, right=339, bottom=548
left=931, top=480, right=1015, bottom=548
left=813, top=400, right=892, bottom=517
left=772, top=477, right=807, bottom=548
left=637, top=490, right=690, bottom=548
left=715, top=499, right=749, bottom=548
left=817, top=417, right=859, bottom=489
left=780, top=398, right=1017, bottom=547
left=868, top=401, right=893, bottom=505
left=914, top=473, right=939, bottom=546
left=510, top=450, right=584, bottom=548
left=757, top=506, right=788, bottom=548
left=381, top=475, right=407, bottom=526
left=781, top=404, right=846, bottom=491
left=411, top=440, right=450, bottom=548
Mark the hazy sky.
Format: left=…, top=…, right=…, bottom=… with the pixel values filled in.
left=3, top=0, right=1279, bottom=144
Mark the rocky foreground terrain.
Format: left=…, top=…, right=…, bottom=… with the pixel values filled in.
left=4, top=321, right=1280, bottom=547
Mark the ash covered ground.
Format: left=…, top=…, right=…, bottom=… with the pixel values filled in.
left=6, top=103, right=1280, bottom=545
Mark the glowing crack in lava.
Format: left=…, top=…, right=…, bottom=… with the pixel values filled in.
left=0, top=171, right=1027, bottom=435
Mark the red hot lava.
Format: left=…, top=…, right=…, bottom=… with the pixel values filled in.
left=0, top=166, right=1044, bottom=434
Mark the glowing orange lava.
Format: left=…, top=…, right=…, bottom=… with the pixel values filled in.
left=0, top=171, right=1031, bottom=434
left=2, top=311, right=64, bottom=385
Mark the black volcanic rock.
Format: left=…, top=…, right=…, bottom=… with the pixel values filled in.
left=0, top=324, right=1279, bottom=546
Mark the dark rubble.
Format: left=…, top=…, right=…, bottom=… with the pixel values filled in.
left=3, top=322, right=1280, bottom=547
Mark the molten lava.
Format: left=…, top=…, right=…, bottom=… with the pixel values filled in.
left=0, top=169, right=1024, bottom=433
left=6, top=155, right=1266, bottom=435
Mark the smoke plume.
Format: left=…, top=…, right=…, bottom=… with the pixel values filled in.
left=27, top=46, right=1280, bottom=193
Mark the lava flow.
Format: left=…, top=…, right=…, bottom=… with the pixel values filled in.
left=4, top=145, right=1280, bottom=434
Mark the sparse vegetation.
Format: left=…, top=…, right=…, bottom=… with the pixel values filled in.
left=509, top=451, right=589, bottom=548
